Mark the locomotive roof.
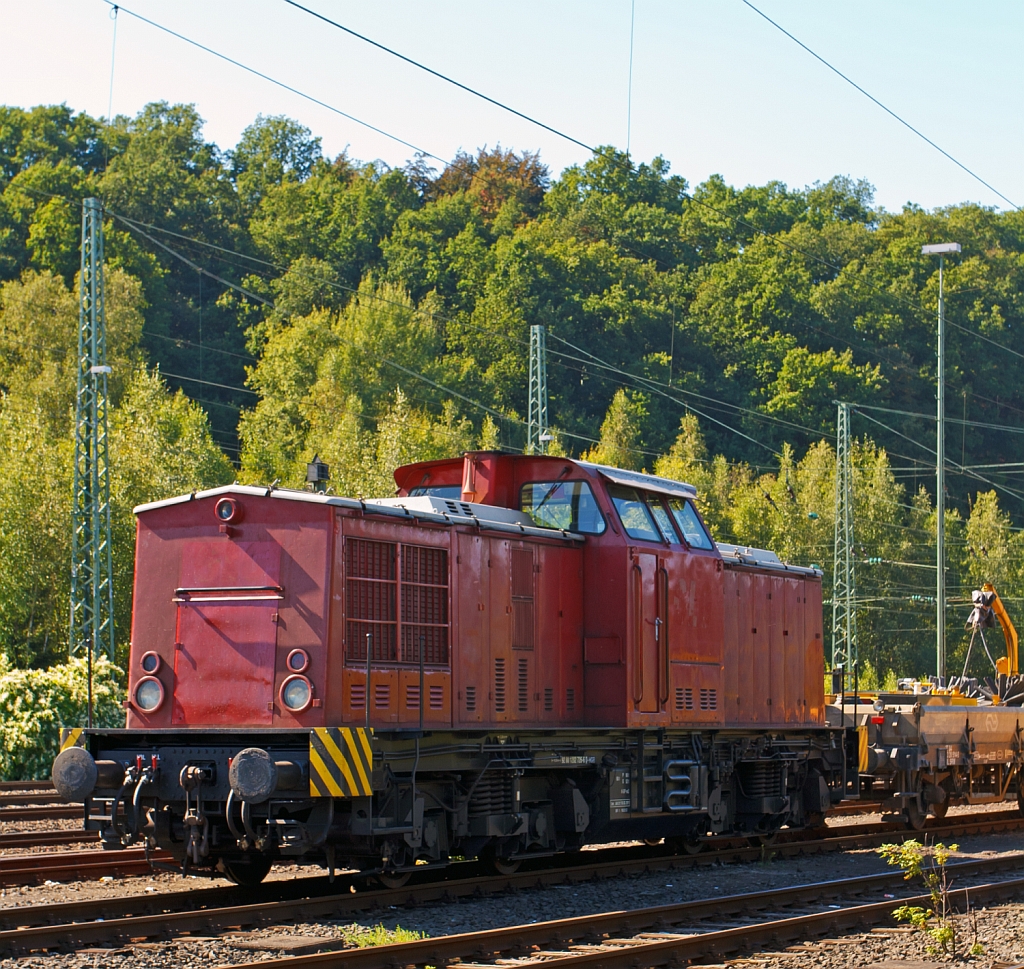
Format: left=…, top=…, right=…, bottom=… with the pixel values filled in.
left=134, top=485, right=583, bottom=543
left=575, top=461, right=697, bottom=499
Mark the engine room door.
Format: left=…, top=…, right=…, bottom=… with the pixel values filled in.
left=172, top=540, right=281, bottom=725
left=632, top=553, right=663, bottom=714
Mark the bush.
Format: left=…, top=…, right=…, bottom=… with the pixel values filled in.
left=0, top=657, right=124, bottom=780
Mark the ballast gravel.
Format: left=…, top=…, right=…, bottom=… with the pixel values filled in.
left=1, top=822, right=1022, bottom=969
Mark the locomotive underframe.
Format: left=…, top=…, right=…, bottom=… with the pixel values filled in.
left=81, top=725, right=844, bottom=881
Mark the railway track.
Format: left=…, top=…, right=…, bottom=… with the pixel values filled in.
left=2, top=812, right=1021, bottom=953
left=216, top=859, right=1024, bottom=969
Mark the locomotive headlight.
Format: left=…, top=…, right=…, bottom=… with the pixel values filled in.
left=286, top=649, right=309, bottom=673
left=140, top=651, right=161, bottom=674
left=215, top=497, right=241, bottom=523
left=280, top=675, right=312, bottom=713
left=135, top=676, right=165, bottom=712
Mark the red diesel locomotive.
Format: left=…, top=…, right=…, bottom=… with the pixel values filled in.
left=53, top=452, right=840, bottom=884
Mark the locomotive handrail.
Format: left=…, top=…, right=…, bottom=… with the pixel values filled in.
left=173, top=585, right=284, bottom=603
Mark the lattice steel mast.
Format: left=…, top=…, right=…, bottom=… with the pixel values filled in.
left=832, top=402, right=857, bottom=671
left=527, top=324, right=548, bottom=453
left=70, top=198, right=115, bottom=662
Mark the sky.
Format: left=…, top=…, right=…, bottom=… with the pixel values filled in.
left=2, top=1, right=1022, bottom=213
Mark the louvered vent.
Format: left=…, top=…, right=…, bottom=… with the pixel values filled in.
left=350, top=682, right=366, bottom=710
left=374, top=682, right=390, bottom=709
left=517, top=657, right=529, bottom=712
left=465, top=685, right=477, bottom=713
left=405, top=683, right=420, bottom=710
left=494, top=658, right=506, bottom=713
left=566, top=687, right=575, bottom=713
left=699, top=688, right=717, bottom=711
left=429, top=684, right=444, bottom=710
left=544, top=687, right=553, bottom=712
left=675, top=687, right=693, bottom=711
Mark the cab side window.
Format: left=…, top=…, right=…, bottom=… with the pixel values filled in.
left=668, top=498, right=714, bottom=549
left=608, top=485, right=661, bottom=542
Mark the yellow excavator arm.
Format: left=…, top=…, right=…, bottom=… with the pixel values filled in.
left=983, top=583, right=1019, bottom=676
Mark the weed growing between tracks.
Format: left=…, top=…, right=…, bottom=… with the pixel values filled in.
left=878, top=839, right=985, bottom=959
left=347, top=923, right=425, bottom=947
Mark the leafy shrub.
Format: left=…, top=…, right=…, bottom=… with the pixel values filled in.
left=0, top=657, right=124, bottom=780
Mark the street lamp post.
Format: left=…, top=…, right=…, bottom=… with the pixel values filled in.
left=922, top=241, right=961, bottom=681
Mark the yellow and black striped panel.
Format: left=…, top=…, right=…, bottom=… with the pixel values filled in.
left=309, top=727, right=374, bottom=797
left=59, top=728, right=84, bottom=752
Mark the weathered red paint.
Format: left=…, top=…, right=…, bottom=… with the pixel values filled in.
left=126, top=452, right=824, bottom=732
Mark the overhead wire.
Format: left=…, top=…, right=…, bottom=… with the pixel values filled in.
left=738, top=0, right=1020, bottom=211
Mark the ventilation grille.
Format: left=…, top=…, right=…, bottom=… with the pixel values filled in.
left=517, top=657, right=529, bottom=712
left=350, top=682, right=366, bottom=710
left=400, top=545, right=449, bottom=665
left=699, top=688, right=717, bottom=711
left=566, top=687, right=575, bottom=713
left=429, top=684, right=444, bottom=710
left=374, top=682, right=390, bottom=709
left=405, top=683, right=420, bottom=710
left=675, top=687, right=694, bottom=711
left=444, top=500, right=475, bottom=516
left=465, top=685, right=476, bottom=713
left=544, top=687, right=553, bottom=712
left=346, top=539, right=397, bottom=662
left=494, top=658, right=506, bottom=713
left=345, top=539, right=449, bottom=665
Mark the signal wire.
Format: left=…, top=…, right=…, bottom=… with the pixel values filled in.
left=738, top=0, right=1020, bottom=211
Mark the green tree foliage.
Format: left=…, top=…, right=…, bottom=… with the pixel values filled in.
left=6, top=99, right=1024, bottom=682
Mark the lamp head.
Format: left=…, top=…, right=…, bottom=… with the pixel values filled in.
left=921, top=243, right=961, bottom=255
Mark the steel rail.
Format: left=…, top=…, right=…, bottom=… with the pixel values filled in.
left=0, top=793, right=64, bottom=807
left=0, top=829, right=98, bottom=850
left=0, top=805, right=81, bottom=821
left=3, top=818, right=1022, bottom=954
left=0, top=782, right=55, bottom=793
left=0, top=848, right=173, bottom=887
left=214, top=860, right=1024, bottom=969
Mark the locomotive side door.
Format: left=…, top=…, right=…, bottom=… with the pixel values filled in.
left=631, top=551, right=664, bottom=714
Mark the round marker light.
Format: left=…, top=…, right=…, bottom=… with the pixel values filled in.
left=280, top=675, right=312, bottom=713
left=286, top=649, right=309, bottom=673
left=135, top=676, right=165, bottom=713
left=215, top=497, right=240, bottom=523
left=140, top=651, right=161, bottom=674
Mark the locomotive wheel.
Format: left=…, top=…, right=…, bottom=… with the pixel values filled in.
left=929, top=797, right=949, bottom=820
left=375, top=869, right=413, bottom=890
left=482, top=847, right=521, bottom=875
left=668, top=832, right=704, bottom=855
left=222, top=852, right=273, bottom=887
left=903, top=801, right=927, bottom=831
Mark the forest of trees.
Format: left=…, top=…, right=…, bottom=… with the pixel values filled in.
left=5, top=100, right=1024, bottom=691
